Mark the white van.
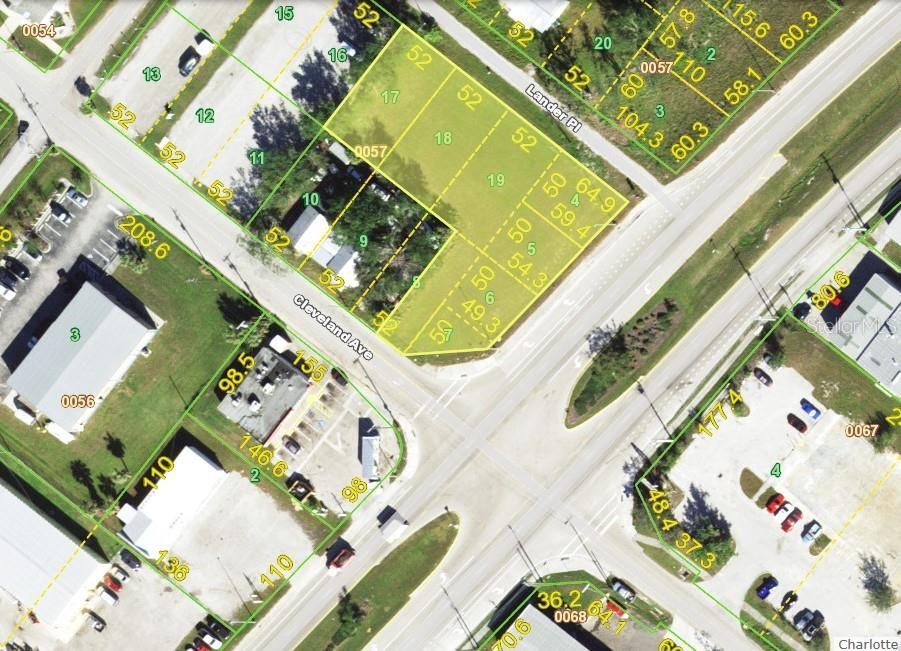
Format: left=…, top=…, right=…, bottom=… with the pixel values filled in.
left=96, top=586, right=118, bottom=606
left=0, top=282, right=15, bottom=301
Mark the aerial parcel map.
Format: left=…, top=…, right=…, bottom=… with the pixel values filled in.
left=0, top=1, right=899, bottom=650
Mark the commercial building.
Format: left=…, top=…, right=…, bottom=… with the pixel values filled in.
left=216, top=343, right=309, bottom=443
left=827, top=273, right=901, bottom=390
left=505, top=0, right=569, bottom=31
left=0, top=479, right=104, bottom=632
left=7, top=282, right=157, bottom=443
left=118, top=446, right=226, bottom=558
left=505, top=604, right=590, bottom=651
left=360, top=426, right=381, bottom=482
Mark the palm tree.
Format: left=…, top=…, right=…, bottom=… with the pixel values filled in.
left=69, top=460, right=100, bottom=506
left=104, top=433, right=128, bottom=473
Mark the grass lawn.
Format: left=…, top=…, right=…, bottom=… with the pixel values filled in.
left=740, top=468, right=764, bottom=499
left=740, top=611, right=795, bottom=651
left=567, top=40, right=901, bottom=425
left=881, top=240, right=901, bottom=269
left=59, top=0, right=110, bottom=52
left=541, top=570, right=674, bottom=628
left=0, top=100, right=18, bottom=165
left=637, top=542, right=689, bottom=581
left=134, top=1, right=270, bottom=150
left=743, top=580, right=830, bottom=651
left=434, top=0, right=877, bottom=180
left=296, top=512, right=460, bottom=651
left=95, top=0, right=168, bottom=79
left=0, top=219, right=261, bottom=518
left=0, top=149, right=91, bottom=243
left=778, top=317, right=894, bottom=426
left=6, top=26, right=61, bottom=69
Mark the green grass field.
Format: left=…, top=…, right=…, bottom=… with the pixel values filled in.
left=0, top=156, right=262, bottom=517
left=440, top=0, right=839, bottom=173
left=568, top=40, right=901, bottom=424
left=296, top=512, right=460, bottom=651
left=0, top=101, right=18, bottom=165
left=328, top=25, right=628, bottom=355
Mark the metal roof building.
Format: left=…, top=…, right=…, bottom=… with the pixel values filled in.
left=503, top=604, right=590, bottom=651
left=118, top=446, right=226, bottom=558
left=0, top=480, right=103, bottom=630
left=8, top=282, right=157, bottom=442
left=827, top=273, right=901, bottom=390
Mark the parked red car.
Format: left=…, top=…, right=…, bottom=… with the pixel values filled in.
left=766, top=493, right=785, bottom=514
left=102, top=574, right=122, bottom=592
left=782, top=508, right=803, bottom=532
left=787, top=413, right=808, bottom=433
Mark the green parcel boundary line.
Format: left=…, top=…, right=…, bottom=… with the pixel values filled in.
left=0, top=0, right=104, bottom=71
left=567, top=40, right=901, bottom=426
left=0, top=145, right=405, bottom=641
left=295, top=512, right=461, bottom=651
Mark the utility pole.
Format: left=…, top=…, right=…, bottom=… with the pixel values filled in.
left=15, top=83, right=52, bottom=148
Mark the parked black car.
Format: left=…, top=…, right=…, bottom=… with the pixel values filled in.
left=119, top=548, right=142, bottom=570
left=3, top=256, right=30, bottom=280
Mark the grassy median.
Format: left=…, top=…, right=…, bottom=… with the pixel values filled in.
left=568, top=41, right=901, bottom=426
left=296, top=512, right=460, bottom=650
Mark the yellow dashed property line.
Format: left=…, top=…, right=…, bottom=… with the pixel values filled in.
left=764, top=455, right=900, bottom=631
left=140, top=0, right=253, bottom=144
left=487, top=3, right=506, bottom=26
left=3, top=521, right=102, bottom=644
left=428, top=109, right=509, bottom=207
left=699, top=0, right=783, bottom=63
left=453, top=230, right=539, bottom=297
left=542, top=1, right=593, bottom=68
left=520, top=197, right=582, bottom=248
left=485, top=151, right=560, bottom=250
left=639, top=0, right=664, bottom=18
left=194, top=0, right=340, bottom=183
left=444, top=304, right=490, bottom=339
left=299, top=69, right=454, bottom=272
left=350, top=210, right=430, bottom=313
left=297, top=169, right=377, bottom=271
left=377, top=231, right=458, bottom=335
left=640, top=47, right=729, bottom=117
left=402, top=252, right=483, bottom=354
left=593, top=0, right=681, bottom=109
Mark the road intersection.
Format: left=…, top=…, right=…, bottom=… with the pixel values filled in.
left=0, top=1, right=899, bottom=649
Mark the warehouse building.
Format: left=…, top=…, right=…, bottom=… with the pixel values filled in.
left=118, top=446, right=226, bottom=558
left=0, top=479, right=104, bottom=633
left=7, top=282, right=158, bottom=443
left=827, top=273, right=901, bottom=390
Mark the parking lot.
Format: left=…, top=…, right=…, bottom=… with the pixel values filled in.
left=160, top=469, right=317, bottom=621
left=669, top=363, right=901, bottom=639
left=286, top=376, right=401, bottom=513
left=67, top=556, right=206, bottom=651
left=0, top=181, right=127, bottom=384
left=97, top=3, right=237, bottom=135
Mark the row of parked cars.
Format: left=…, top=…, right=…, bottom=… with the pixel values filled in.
left=85, top=549, right=142, bottom=632
left=755, top=576, right=825, bottom=642
left=766, top=493, right=822, bottom=541
left=186, top=616, right=231, bottom=651
left=753, top=364, right=822, bottom=434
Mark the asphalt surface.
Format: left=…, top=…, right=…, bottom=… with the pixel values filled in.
left=0, top=1, right=899, bottom=650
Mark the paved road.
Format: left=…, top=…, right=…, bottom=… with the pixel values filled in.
left=0, top=1, right=898, bottom=650
left=419, top=0, right=679, bottom=213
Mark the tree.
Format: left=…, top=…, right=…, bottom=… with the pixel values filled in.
left=224, top=317, right=271, bottom=348
left=97, top=474, right=118, bottom=499
left=587, top=322, right=620, bottom=355
left=859, top=555, right=896, bottom=612
left=118, top=245, right=148, bottom=274
left=331, top=594, right=366, bottom=644
left=291, top=50, right=348, bottom=117
left=69, top=460, right=101, bottom=506
left=104, top=432, right=128, bottom=473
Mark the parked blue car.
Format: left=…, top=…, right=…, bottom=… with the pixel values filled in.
left=800, top=398, right=821, bottom=421
left=757, top=576, right=779, bottom=599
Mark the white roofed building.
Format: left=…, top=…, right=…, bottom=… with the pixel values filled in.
left=0, top=480, right=104, bottom=634
left=7, top=282, right=157, bottom=443
left=118, top=446, right=226, bottom=558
